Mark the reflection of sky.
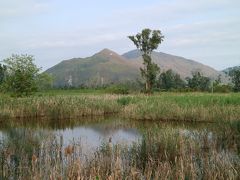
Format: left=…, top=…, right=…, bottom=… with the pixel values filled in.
left=0, top=131, right=3, bottom=140
left=0, top=119, right=211, bottom=158
left=55, top=127, right=141, bottom=156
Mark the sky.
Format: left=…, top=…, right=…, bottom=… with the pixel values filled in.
left=0, top=0, right=240, bottom=71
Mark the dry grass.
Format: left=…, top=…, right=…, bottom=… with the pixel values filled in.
left=0, top=93, right=240, bottom=122
left=0, top=122, right=239, bottom=179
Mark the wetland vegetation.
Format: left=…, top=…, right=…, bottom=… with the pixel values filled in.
left=0, top=92, right=240, bottom=122
left=0, top=117, right=239, bottom=179
left=0, top=90, right=239, bottom=179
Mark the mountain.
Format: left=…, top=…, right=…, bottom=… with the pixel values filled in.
left=222, top=66, right=240, bottom=74
left=46, top=49, right=226, bottom=87
left=46, top=49, right=139, bottom=87
left=122, top=50, right=225, bottom=79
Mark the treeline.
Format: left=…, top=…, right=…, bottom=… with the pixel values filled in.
left=157, top=68, right=239, bottom=93
left=52, top=68, right=240, bottom=94
left=156, top=70, right=232, bottom=93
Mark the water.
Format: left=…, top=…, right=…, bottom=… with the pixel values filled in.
left=55, top=123, right=140, bottom=156
left=0, top=117, right=215, bottom=158
left=0, top=117, right=142, bottom=158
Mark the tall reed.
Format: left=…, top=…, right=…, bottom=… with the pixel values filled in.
left=0, top=122, right=239, bottom=179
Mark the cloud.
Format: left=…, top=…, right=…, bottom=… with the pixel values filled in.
left=0, top=0, right=50, bottom=19
left=0, top=0, right=239, bottom=70
left=20, top=30, right=127, bottom=49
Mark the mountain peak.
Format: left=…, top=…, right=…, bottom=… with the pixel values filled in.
left=98, top=48, right=116, bottom=55
left=94, top=48, right=125, bottom=61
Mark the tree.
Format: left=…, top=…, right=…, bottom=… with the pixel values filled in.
left=128, top=28, right=164, bottom=93
left=229, top=67, right=240, bottom=92
left=158, top=69, right=186, bottom=90
left=3, top=54, right=41, bottom=96
left=186, top=71, right=211, bottom=91
left=0, top=63, right=7, bottom=84
left=36, top=73, right=53, bottom=91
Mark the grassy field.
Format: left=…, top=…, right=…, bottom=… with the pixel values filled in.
left=0, top=90, right=240, bottom=122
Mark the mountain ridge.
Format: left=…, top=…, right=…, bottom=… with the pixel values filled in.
left=46, top=48, right=227, bottom=87
left=123, top=49, right=223, bottom=79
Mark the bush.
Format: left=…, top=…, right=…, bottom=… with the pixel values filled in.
left=214, top=85, right=232, bottom=93
left=105, top=85, right=129, bottom=94
left=117, top=97, right=132, bottom=106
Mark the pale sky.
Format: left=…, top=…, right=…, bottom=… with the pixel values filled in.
left=0, top=0, right=240, bottom=70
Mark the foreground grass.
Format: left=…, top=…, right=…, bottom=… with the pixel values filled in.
left=1, top=122, right=239, bottom=179
left=121, top=93, right=240, bottom=122
left=0, top=92, right=240, bottom=122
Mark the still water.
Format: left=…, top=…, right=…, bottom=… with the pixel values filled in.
left=0, top=116, right=214, bottom=158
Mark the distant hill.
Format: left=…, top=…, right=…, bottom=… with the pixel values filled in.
left=46, top=49, right=139, bottom=87
left=222, top=66, right=240, bottom=74
left=46, top=49, right=226, bottom=87
left=123, top=50, right=225, bottom=79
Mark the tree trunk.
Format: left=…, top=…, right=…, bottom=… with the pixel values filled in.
left=145, top=81, right=151, bottom=94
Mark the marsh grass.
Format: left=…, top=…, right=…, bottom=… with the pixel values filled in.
left=121, top=93, right=240, bottom=122
left=0, top=92, right=240, bottom=122
left=0, top=95, right=120, bottom=120
left=0, top=123, right=239, bottom=179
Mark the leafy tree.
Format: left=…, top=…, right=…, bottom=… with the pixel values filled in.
left=158, top=69, right=186, bottom=90
left=186, top=71, right=211, bottom=91
left=212, top=75, right=221, bottom=92
left=229, top=67, right=240, bottom=92
left=3, top=54, right=41, bottom=96
left=36, top=73, right=53, bottom=91
left=0, top=63, right=7, bottom=84
left=128, top=28, right=164, bottom=93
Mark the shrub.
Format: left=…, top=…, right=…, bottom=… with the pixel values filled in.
left=105, top=85, right=129, bottom=94
left=214, top=84, right=232, bottom=93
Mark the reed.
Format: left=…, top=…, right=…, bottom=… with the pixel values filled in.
left=0, top=122, right=239, bottom=179
left=121, top=93, right=240, bottom=122
left=0, top=95, right=120, bottom=120
left=0, top=92, right=240, bottom=122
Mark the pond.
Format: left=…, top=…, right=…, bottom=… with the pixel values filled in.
left=0, top=116, right=239, bottom=179
left=0, top=117, right=209, bottom=157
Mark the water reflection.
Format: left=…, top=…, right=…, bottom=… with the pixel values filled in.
left=0, top=118, right=142, bottom=159
left=0, top=117, right=229, bottom=158
left=55, top=126, right=140, bottom=156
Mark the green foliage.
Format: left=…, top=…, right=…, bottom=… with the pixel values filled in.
left=2, top=54, right=41, bottom=96
left=158, top=69, right=186, bottom=90
left=128, top=28, right=164, bottom=93
left=128, top=29, right=164, bottom=55
left=229, top=67, right=240, bottom=92
left=105, top=84, right=129, bottom=94
left=36, top=73, right=53, bottom=91
left=186, top=71, right=211, bottom=91
left=117, top=96, right=132, bottom=106
left=213, top=84, right=232, bottom=93
left=0, top=63, right=7, bottom=85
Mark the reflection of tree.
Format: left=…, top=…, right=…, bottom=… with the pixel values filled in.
left=0, top=128, right=50, bottom=178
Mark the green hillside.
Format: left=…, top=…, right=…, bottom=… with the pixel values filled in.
left=46, top=49, right=140, bottom=87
